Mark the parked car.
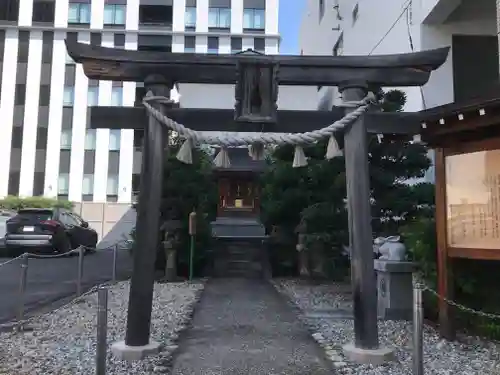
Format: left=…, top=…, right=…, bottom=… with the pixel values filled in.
left=5, top=208, right=98, bottom=256
left=0, top=210, right=17, bottom=256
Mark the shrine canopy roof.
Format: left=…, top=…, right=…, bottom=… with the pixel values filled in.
left=213, top=148, right=266, bottom=174
left=419, top=84, right=500, bottom=147
left=65, top=39, right=449, bottom=87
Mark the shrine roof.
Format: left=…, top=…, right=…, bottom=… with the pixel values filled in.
left=213, top=148, right=266, bottom=173
left=419, top=83, right=500, bottom=144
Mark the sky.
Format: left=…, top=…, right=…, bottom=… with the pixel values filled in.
left=278, top=0, right=306, bottom=55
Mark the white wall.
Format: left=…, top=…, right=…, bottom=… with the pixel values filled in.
left=421, top=0, right=497, bottom=108
left=178, top=84, right=318, bottom=110
left=300, top=0, right=497, bottom=111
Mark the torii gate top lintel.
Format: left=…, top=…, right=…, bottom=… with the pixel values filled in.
left=65, top=39, right=449, bottom=87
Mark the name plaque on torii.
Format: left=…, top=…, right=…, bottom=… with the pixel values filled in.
left=66, top=39, right=449, bottom=362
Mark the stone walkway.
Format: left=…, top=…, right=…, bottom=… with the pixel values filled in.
left=171, top=278, right=333, bottom=375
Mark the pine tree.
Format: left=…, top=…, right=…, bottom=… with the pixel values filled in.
left=260, top=89, right=433, bottom=275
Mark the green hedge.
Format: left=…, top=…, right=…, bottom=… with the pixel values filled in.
left=0, top=196, right=74, bottom=211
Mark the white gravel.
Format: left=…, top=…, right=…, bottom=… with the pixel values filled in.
left=0, top=280, right=205, bottom=375
left=274, top=278, right=500, bottom=375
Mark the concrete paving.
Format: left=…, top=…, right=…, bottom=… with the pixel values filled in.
left=0, top=249, right=132, bottom=324
left=171, top=278, right=334, bottom=375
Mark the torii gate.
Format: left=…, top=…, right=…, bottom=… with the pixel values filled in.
left=66, top=41, right=448, bottom=363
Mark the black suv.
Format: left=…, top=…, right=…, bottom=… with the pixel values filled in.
left=5, top=208, right=98, bottom=255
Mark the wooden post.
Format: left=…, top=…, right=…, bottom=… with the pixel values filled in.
left=434, top=147, right=455, bottom=339
left=341, top=82, right=379, bottom=349
left=125, top=75, right=169, bottom=347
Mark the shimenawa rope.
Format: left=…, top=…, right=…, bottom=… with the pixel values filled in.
left=142, top=91, right=377, bottom=168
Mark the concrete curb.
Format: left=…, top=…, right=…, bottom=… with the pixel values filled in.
left=271, top=279, right=350, bottom=372
left=149, top=278, right=208, bottom=374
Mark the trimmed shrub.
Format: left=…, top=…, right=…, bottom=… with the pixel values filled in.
left=0, top=196, right=74, bottom=211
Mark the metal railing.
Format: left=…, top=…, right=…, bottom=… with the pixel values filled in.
left=0, top=238, right=133, bottom=326
left=0, top=239, right=133, bottom=374
left=412, top=273, right=500, bottom=375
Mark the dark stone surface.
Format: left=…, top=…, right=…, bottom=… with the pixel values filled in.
left=211, top=217, right=266, bottom=237
left=0, top=250, right=132, bottom=324
left=171, top=278, right=333, bottom=375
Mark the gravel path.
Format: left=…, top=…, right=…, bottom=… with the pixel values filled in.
left=171, top=278, right=333, bottom=375
left=274, top=278, right=500, bottom=375
left=0, top=280, right=205, bottom=375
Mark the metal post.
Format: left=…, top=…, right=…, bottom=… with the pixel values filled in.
left=77, top=247, right=84, bottom=296
left=189, top=236, right=195, bottom=281
left=189, top=211, right=197, bottom=281
left=413, top=275, right=424, bottom=375
left=112, top=243, right=118, bottom=282
left=96, top=287, right=108, bottom=375
left=125, top=77, right=167, bottom=347
left=17, top=253, right=28, bottom=325
left=341, top=83, right=379, bottom=349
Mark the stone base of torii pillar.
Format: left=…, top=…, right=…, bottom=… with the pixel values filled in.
left=342, top=344, right=395, bottom=365
left=111, top=341, right=161, bottom=361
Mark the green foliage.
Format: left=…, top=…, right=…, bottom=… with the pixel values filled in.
left=133, top=145, right=218, bottom=277
left=260, top=89, right=432, bottom=277
left=0, top=196, right=74, bottom=210
left=401, top=217, right=437, bottom=282
left=402, top=215, right=500, bottom=339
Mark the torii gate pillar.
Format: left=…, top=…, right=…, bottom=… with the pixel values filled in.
left=112, top=75, right=171, bottom=360
left=341, top=82, right=394, bottom=363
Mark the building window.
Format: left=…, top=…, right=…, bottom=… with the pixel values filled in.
left=68, top=3, right=91, bottom=24
left=207, top=37, right=219, bottom=54
left=109, top=129, right=121, bottom=151
left=184, top=35, right=196, bottom=53
left=243, top=8, right=265, bottom=30
left=319, top=0, right=325, bottom=21
left=231, top=37, right=242, bottom=54
left=32, top=0, right=55, bottom=23
left=87, top=87, right=99, bottom=106
left=111, top=87, right=123, bottom=106
left=85, top=129, right=96, bottom=150
left=63, top=86, right=74, bottom=106
left=82, top=174, right=94, bottom=195
left=104, top=4, right=126, bottom=26
left=0, top=0, right=19, bottom=22
left=352, top=3, right=359, bottom=25
left=254, top=38, right=265, bottom=53
left=185, top=6, right=196, bottom=28
left=58, top=173, right=70, bottom=195
left=208, top=7, right=230, bottom=29
left=107, top=175, right=119, bottom=196
left=60, top=129, right=72, bottom=149
left=15, top=84, right=26, bottom=105
left=139, top=4, right=172, bottom=26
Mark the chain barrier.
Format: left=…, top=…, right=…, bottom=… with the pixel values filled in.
left=414, top=272, right=500, bottom=320
left=0, top=254, right=25, bottom=267
left=0, top=237, right=134, bottom=332
left=16, top=281, right=113, bottom=327
left=0, top=238, right=132, bottom=270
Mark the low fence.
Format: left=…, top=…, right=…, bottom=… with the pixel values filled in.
left=412, top=274, right=500, bottom=375
left=0, top=240, right=133, bottom=374
left=0, top=240, right=133, bottom=326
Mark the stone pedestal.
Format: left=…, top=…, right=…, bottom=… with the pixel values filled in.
left=111, top=340, right=161, bottom=361
left=374, top=260, right=416, bottom=320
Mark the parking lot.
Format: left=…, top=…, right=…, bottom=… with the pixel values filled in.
left=0, top=249, right=133, bottom=324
